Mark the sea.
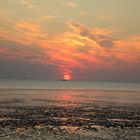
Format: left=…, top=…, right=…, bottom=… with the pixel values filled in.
left=0, top=79, right=140, bottom=105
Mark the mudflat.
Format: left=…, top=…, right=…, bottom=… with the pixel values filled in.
left=0, top=89, right=140, bottom=139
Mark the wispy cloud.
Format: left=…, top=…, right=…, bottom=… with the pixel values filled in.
left=0, top=20, right=140, bottom=76
left=21, top=0, right=36, bottom=9
left=59, top=0, right=79, bottom=8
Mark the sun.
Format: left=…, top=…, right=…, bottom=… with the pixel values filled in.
left=63, top=74, right=71, bottom=81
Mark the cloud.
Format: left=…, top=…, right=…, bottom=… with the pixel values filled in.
left=0, top=10, right=9, bottom=17
left=0, top=20, right=140, bottom=77
left=15, top=22, right=48, bottom=39
left=0, top=47, right=7, bottom=53
left=0, top=21, right=48, bottom=46
left=67, top=21, right=115, bottom=48
left=59, top=0, right=79, bottom=8
left=21, top=0, right=36, bottom=9
left=52, top=21, right=140, bottom=72
left=0, top=21, right=51, bottom=66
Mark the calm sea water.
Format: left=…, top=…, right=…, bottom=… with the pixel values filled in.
left=0, top=79, right=140, bottom=104
left=0, top=79, right=140, bottom=90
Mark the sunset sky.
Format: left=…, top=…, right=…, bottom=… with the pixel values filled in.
left=0, top=0, right=140, bottom=81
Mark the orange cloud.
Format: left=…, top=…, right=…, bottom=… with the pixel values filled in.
left=15, top=22, right=48, bottom=41
left=48, top=22, right=140, bottom=73
left=0, top=21, right=140, bottom=77
left=0, top=21, right=47, bottom=46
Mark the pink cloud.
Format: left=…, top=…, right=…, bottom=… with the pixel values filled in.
left=0, top=21, right=140, bottom=77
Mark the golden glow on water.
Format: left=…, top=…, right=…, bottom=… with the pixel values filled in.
left=60, top=94, right=73, bottom=100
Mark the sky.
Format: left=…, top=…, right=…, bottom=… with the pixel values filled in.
left=0, top=0, right=140, bottom=81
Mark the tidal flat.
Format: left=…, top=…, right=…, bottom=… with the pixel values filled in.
left=0, top=89, right=140, bottom=140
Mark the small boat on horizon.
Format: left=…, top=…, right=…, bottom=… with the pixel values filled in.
left=61, top=79, right=67, bottom=81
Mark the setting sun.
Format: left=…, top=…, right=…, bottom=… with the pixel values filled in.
left=63, top=75, right=71, bottom=81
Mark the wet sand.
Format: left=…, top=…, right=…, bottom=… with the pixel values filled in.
left=0, top=89, right=140, bottom=139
